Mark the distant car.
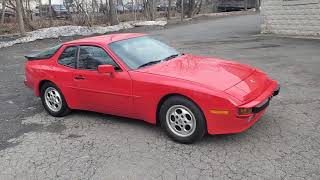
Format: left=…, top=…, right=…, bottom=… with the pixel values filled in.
left=125, top=3, right=144, bottom=12
left=176, top=0, right=201, bottom=14
left=38, top=4, right=70, bottom=19
left=99, top=4, right=129, bottom=14
left=217, top=0, right=258, bottom=12
left=52, top=5, right=70, bottom=18
left=0, top=9, right=15, bottom=18
left=24, top=33, right=280, bottom=143
left=115, top=5, right=129, bottom=14
left=157, top=4, right=176, bottom=11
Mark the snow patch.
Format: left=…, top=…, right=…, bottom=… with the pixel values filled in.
left=132, top=20, right=167, bottom=27
left=0, top=21, right=167, bottom=49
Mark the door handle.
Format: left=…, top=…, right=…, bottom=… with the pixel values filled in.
left=74, top=75, right=85, bottom=80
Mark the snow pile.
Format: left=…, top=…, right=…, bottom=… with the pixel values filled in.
left=132, top=20, right=167, bottom=27
left=0, top=20, right=167, bottom=49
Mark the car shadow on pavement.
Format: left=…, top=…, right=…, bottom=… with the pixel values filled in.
left=68, top=109, right=262, bottom=145
left=71, top=110, right=156, bottom=126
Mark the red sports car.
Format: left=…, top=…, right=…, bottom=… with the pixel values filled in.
left=24, top=33, right=280, bottom=143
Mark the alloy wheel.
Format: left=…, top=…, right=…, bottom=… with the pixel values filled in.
left=44, top=87, right=62, bottom=112
left=166, top=105, right=197, bottom=137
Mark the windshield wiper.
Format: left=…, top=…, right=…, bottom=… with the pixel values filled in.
left=138, top=60, right=162, bottom=68
left=138, top=54, right=181, bottom=69
left=162, top=54, right=180, bottom=61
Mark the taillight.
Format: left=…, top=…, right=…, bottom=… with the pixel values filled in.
left=238, top=108, right=252, bottom=115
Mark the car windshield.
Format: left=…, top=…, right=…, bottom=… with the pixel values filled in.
left=109, top=36, right=180, bottom=69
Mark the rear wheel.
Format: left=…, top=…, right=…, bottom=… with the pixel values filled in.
left=40, top=82, right=70, bottom=117
left=159, top=96, right=207, bottom=143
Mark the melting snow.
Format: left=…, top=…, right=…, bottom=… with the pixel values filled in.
left=0, top=20, right=167, bottom=49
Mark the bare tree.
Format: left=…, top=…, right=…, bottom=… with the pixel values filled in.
left=167, top=0, right=171, bottom=19
left=92, top=0, right=96, bottom=12
left=180, top=0, right=183, bottom=21
left=21, top=0, right=34, bottom=30
left=131, top=0, right=135, bottom=20
left=1, top=0, right=6, bottom=24
left=109, top=0, right=118, bottom=25
left=49, top=0, right=53, bottom=26
left=15, top=0, right=26, bottom=36
left=39, top=0, right=42, bottom=17
left=177, top=0, right=201, bottom=18
left=144, top=0, right=155, bottom=20
left=5, top=0, right=16, bottom=11
left=187, top=0, right=193, bottom=18
left=103, top=0, right=109, bottom=23
left=72, top=0, right=93, bottom=26
left=151, top=0, right=155, bottom=20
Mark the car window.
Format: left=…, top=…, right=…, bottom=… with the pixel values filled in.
left=58, top=46, right=77, bottom=68
left=78, top=46, right=119, bottom=70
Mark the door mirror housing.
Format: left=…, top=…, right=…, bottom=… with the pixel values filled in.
left=98, top=65, right=115, bottom=74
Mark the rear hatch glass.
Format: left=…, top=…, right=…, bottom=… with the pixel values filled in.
left=25, top=45, right=61, bottom=60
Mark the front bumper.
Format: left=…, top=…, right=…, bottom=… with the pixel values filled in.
left=273, top=84, right=280, bottom=97
left=207, top=83, right=280, bottom=135
left=252, top=84, right=280, bottom=114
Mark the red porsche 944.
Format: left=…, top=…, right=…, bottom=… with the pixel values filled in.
left=24, top=33, right=280, bottom=143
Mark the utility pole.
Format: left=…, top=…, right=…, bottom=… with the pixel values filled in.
left=180, top=0, right=184, bottom=21
left=15, top=0, right=26, bottom=36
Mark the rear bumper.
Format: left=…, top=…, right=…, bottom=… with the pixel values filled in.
left=207, top=83, right=280, bottom=135
left=24, top=79, right=33, bottom=89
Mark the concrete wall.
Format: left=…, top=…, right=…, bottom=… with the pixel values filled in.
left=261, top=0, right=320, bottom=36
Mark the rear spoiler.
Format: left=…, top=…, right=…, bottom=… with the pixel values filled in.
left=25, top=44, right=62, bottom=61
left=25, top=54, right=47, bottom=61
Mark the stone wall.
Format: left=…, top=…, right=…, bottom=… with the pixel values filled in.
left=261, top=0, right=320, bottom=36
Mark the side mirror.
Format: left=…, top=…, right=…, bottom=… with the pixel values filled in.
left=98, top=65, right=115, bottom=74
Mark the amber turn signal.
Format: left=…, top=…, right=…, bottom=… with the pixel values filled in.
left=209, top=110, right=229, bottom=115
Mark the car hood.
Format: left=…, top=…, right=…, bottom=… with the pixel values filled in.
left=136, top=54, right=256, bottom=91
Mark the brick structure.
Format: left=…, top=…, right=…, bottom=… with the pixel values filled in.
left=261, top=0, right=320, bottom=36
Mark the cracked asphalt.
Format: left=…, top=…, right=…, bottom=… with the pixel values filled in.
left=0, top=14, right=320, bottom=180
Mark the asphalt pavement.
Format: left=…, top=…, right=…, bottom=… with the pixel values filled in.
left=0, top=14, right=320, bottom=180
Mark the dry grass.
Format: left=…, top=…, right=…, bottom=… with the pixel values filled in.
left=0, top=23, right=18, bottom=35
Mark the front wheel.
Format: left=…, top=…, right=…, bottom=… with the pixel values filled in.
left=40, top=82, right=71, bottom=117
left=159, top=96, right=207, bottom=144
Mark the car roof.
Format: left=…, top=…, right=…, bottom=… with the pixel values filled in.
left=64, top=33, right=146, bottom=46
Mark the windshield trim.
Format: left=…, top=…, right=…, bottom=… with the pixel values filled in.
left=108, top=34, right=146, bottom=46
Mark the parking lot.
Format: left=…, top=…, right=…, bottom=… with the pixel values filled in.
left=0, top=14, right=320, bottom=179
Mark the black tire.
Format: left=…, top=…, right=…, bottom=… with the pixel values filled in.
left=40, top=82, right=71, bottom=117
left=159, top=96, right=207, bottom=144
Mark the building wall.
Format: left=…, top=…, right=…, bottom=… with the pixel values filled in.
left=261, top=0, right=320, bottom=36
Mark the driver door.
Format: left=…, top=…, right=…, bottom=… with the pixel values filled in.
left=72, top=45, right=133, bottom=117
